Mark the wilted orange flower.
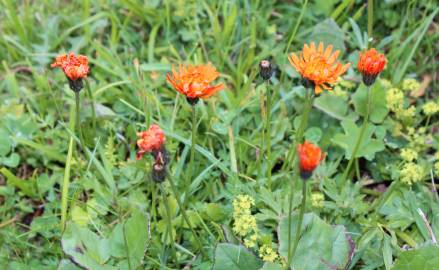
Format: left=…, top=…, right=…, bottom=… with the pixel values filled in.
left=288, top=42, right=350, bottom=94
left=166, top=63, right=224, bottom=102
left=357, top=48, right=386, bottom=86
left=297, top=141, right=325, bottom=179
left=136, top=124, right=166, bottom=160
left=51, top=52, right=89, bottom=81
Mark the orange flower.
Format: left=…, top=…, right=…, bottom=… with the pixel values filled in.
left=357, top=48, right=386, bottom=86
left=136, top=124, right=166, bottom=160
left=297, top=141, right=325, bottom=179
left=166, top=63, right=224, bottom=102
left=288, top=42, right=350, bottom=94
left=51, top=52, right=89, bottom=81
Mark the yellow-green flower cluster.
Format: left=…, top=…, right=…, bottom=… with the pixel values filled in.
left=422, top=101, right=439, bottom=116
left=402, top=78, right=420, bottom=92
left=311, top=193, right=324, bottom=208
left=259, top=244, right=278, bottom=262
left=400, top=148, right=418, bottom=162
left=406, top=127, right=430, bottom=152
left=400, top=162, right=424, bottom=185
left=232, top=195, right=258, bottom=248
left=386, top=88, right=404, bottom=112
left=395, top=105, right=415, bottom=120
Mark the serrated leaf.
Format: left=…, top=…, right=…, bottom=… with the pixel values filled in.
left=352, top=83, right=389, bottom=124
left=213, top=243, right=263, bottom=270
left=278, top=213, right=354, bottom=270
left=332, top=119, right=385, bottom=160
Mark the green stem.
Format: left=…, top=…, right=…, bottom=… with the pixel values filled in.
left=284, top=0, right=309, bottom=54
left=180, top=107, right=197, bottom=227
left=160, top=183, right=176, bottom=262
left=60, top=137, right=74, bottom=232
left=367, top=0, right=374, bottom=40
left=282, top=91, right=313, bottom=171
left=75, top=91, right=85, bottom=148
left=340, top=86, right=371, bottom=185
left=265, top=80, right=272, bottom=189
left=85, top=80, right=96, bottom=134
left=287, top=181, right=307, bottom=269
left=167, top=175, right=211, bottom=261
left=286, top=91, right=312, bottom=268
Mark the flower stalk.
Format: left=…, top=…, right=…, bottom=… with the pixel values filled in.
left=167, top=174, right=211, bottom=261
left=341, top=86, right=371, bottom=185
left=159, top=183, right=176, bottom=260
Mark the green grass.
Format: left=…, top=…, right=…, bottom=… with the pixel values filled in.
left=0, top=0, right=438, bottom=269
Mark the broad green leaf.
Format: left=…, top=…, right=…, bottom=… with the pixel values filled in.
left=352, top=83, right=389, bottom=124
left=314, top=92, right=349, bottom=120
left=61, top=222, right=115, bottom=270
left=308, top=18, right=345, bottom=51
left=260, top=262, right=283, bottom=270
left=332, top=119, right=385, bottom=160
left=71, top=205, right=91, bottom=227
left=123, top=209, right=149, bottom=269
left=278, top=213, right=354, bottom=270
left=213, top=243, right=263, bottom=270
left=392, top=245, right=439, bottom=270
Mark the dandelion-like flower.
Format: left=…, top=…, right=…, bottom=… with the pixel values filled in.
left=357, top=48, right=386, bottom=86
left=166, top=63, right=224, bottom=104
left=136, top=124, right=166, bottom=160
left=51, top=52, right=89, bottom=92
left=288, top=42, right=350, bottom=94
left=297, top=141, right=325, bottom=179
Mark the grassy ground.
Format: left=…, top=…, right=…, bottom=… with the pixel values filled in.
left=0, top=0, right=438, bottom=269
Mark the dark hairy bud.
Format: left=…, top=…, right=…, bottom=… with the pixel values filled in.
left=362, top=74, right=377, bottom=87
left=259, top=60, right=273, bottom=80
left=68, top=78, right=84, bottom=92
left=186, top=97, right=199, bottom=106
left=151, top=147, right=169, bottom=183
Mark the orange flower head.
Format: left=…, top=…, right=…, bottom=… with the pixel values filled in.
left=136, top=124, right=166, bottom=160
left=288, top=42, right=350, bottom=94
left=51, top=52, right=89, bottom=81
left=357, top=48, right=387, bottom=86
left=297, top=140, right=325, bottom=179
left=166, top=63, right=224, bottom=104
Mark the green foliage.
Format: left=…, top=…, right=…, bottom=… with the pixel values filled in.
left=278, top=213, right=354, bottom=270
left=392, top=245, right=439, bottom=270
left=213, top=243, right=263, bottom=270
left=332, top=119, right=386, bottom=160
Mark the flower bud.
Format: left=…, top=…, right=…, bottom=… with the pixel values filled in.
left=297, top=141, right=325, bottom=180
left=357, top=48, right=386, bottom=86
left=259, top=60, right=273, bottom=80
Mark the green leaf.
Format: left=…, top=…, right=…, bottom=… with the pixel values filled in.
left=61, top=222, right=115, bottom=270
left=123, top=209, right=149, bottom=269
left=0, top=167, right=36, bottom=197
left=352, top=84, right=389, bottom=124
left=304, top=127, right=322, bottom=144
left=278, top=213, right=354, bottom=270
left=332, top=119, right=385, bottom=160
left=260, top=262, right=283, bottom=270
left=213, top=243, right=263, bottom=270
left=314, top=92, right=349, bottom=120
left=392, top=245, right=439, bottom=270
left=308, top=18, right=345, bottom=51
